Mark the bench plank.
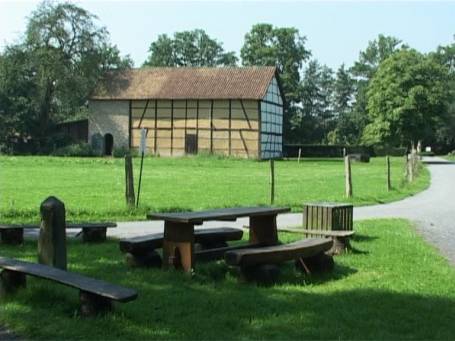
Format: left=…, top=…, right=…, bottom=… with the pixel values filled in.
left=0, top=257, right=137, bottom=302
left=301, top=229, right=355, bottom=237
left=225, top=238, right=333, bottom=267
left=0, top=223, right=116, bottom=229
left=119, top=227, right=243, bottom=254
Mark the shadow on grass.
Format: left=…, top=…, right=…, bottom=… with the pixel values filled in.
left=4, top=284, right=455, bottom=340
left=352, top=233, right=378, bottom=242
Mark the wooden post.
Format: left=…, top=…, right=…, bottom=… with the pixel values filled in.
left=270, top=159, right=275, bottom=205
left=407, top=153, right=414, bottom=183
left=125, top=154, right=135, bottom=207
left=297, top=148, right=301, bottom=163
left=38, top=196, right=67, bottom=270
left=344, top=156, right=352, bottom=198
left=386, top=156, right=391, bottom=191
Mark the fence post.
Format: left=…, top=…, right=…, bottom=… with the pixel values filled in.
left=386, top=155, right=391, bottom=192
left=407, top=153, right=414, bottom=183
left=125, top=154, right=136, bottom=207
left=344, top=156, right=352, bottom=198
left=297, top=148, right=302, bottom=164
left=270, top=159, right=275, bottom=205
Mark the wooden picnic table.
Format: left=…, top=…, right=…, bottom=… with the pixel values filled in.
left=147, top=206, right=290, bottom=272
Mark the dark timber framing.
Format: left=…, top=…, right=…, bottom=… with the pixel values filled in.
left=128, top=100, right=132, bottom=148
left=210, top=99, right=214, bottom=153
left=196, top=99, right=200, bottom=143
left=171, top=99, right=174, bottom=156
left=154, top=99, right=158, bottom=155
left=228, top=99, right=232, bottom=156
left=240, top=100, right=252, bottom=129
left=137, top=99, right=150, bottom=128
left=257, top=100, right=262, bottom=159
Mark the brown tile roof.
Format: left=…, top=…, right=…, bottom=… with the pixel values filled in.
left=91, top=66, right=278, bottom=100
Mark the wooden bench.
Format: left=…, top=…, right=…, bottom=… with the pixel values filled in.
left=301, top=229, right=355, bottom=255
left=0, top=222, right=117, bottom=244
left=119, top=227, right=243, bottom=267
left=224, top=238, right=334, bottom=283
left=0, top=257, right=137, bottom=316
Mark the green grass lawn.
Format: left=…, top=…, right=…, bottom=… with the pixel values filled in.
left=0, top=156, right=429, bottom=223
left=0, top=219, right=454, bottom=339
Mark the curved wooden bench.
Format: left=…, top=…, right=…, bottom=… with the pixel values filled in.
left=225, top=238, right=334, bottom=283
left=0, top=223, right=117, bottom=244
left=0, top=257, right=137, bottom=316
left=119, top=227, right=243, bottom=267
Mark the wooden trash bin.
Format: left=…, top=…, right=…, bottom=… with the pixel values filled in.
left=302, top=202, right=353, bottom=231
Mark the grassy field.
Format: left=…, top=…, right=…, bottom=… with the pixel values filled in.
left=0, top=156, right=429, bottom=223
left=0, top=219, right=454, bottom=339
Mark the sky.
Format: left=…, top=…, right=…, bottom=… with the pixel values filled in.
left=0, top=0, right=454, bottom=70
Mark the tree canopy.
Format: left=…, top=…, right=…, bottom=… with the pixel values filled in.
left=143, top=29, right=237, bottom=67
left=363, top=49, right=449, bottom=146
left=241, top=23, right=311, bottom=105
left=0, top=1, right=131, bottom=152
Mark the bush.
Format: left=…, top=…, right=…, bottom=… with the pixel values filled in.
left=418, top=151, right=435, bottom=157
left=113, top=146, right=137, bottom=158
left=373, top=146, right=407, bottom=157
left=283, top=144, right=373, bottom=158
left=51, top=143, right=96, bottom=157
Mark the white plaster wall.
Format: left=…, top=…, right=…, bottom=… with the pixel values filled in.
left=88, top=100, right=130, bottom=149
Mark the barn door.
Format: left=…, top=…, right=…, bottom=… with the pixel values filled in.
left=185, top=134, right=198, bottom=154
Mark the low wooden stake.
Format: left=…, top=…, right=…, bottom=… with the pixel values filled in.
left=344, top=156, right=352, bottom=198
left=270, top=159, right=275, bottom=205
left=386, top=155, right=391, bottom=191
left=125, top=154, right=135, bottom=207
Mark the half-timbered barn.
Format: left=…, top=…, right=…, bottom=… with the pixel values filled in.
left=89, top=66, right=285, bottom=159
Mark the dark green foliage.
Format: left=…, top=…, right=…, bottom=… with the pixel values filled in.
left=0, top=1, right=132, bottom=153
left=143, top=29, right=237, bottom=67
left=51, top=143, right=97, bottom=157
left=363, top=49, right=449, bottom=146
left=241, top=24, right=310, bottom=105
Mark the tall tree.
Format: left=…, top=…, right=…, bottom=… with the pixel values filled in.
left=431, top=37, right=455, bottom=151
left=362, top=49, right=449, bottom=147
left=240, top=24, right=311, bottom=142
left=143, top=29, right=237, bottom=67
left=327, top=64, right=357, bottom=144
left=298, top=60, right=334, bottom=143
left=0, top=1, right=131, bottom=152
left=241, top=23, right=310, bottom=105
left=348, top=34, right=406, bottom=143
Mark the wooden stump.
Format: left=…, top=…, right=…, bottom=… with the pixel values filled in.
left=295, top=252, right=334, bottom=274
left=82, top=227, right=107, bottom=243
left=0, top=229, right=24, bottom=245
left=162, top=221, right=195, bottom=272
left=328, top=236, right=351, bottom=255
left=125, top=251, right=162, bottom=268
left=38, top=196, right=67, bottom=270
left=240, top=264, right=281, bottom=285
left=79, top=290, right=112, bottom=316
left=0, top=270, right=26, bottom=296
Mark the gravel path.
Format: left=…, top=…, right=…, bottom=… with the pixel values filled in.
left=108, top=156, right=455, bottom=264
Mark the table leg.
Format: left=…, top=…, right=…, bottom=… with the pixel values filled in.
left=249, top=214, right=278, bottom=246
left=162, top=221, right=194, bottom=272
